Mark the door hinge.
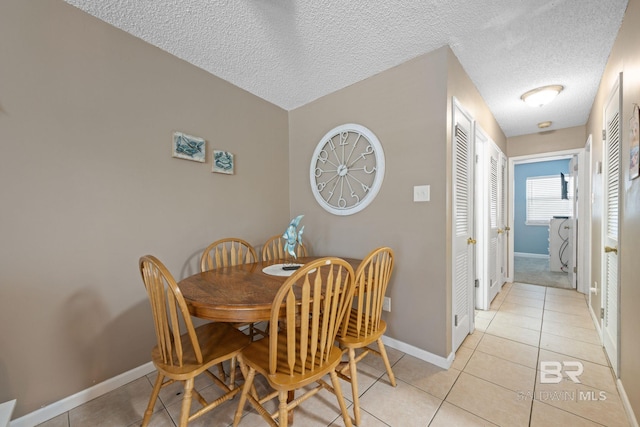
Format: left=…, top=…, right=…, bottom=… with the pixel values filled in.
left=573, top=266, right=577, bottom=273
left=600, top=308, right=605, bottom=319
left=602, top=129, right=606, bottom=140
left=454, top=314, right=459, bottom=327
left=475, top=279, right=480, bottom=288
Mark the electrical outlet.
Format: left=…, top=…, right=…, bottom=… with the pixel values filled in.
left=382, top=297, right=391, bottom=312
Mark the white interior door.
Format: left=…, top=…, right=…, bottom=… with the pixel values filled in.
left=452, top=99, right=475, bottom=352
left=602, top=74, right=621, bottom=375
left=498, top=151, right=508, bottom=293
left=487, top=142, right=501, bottom=303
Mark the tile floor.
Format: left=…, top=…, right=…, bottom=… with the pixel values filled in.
left=37, top=282, right=631, bottom=426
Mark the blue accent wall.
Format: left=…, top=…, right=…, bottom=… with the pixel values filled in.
left=514, top=159, right=571, bottom=255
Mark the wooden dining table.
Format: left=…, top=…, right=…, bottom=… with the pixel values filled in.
left=179, top=256, right=361, bottom=424
left=179, top=256, right=361, bottom=324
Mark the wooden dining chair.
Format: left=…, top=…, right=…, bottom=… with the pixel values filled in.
left=200, top=237, right=258, bottom=271
left=336, top=247, right=396, bottom=426
left=200, top=238, right=265, bottom=339
left=261, top=234, right=308, bottom=262
left=232, top=257, right=356, bottom=427
left=138, top=255, right=250, bottom=427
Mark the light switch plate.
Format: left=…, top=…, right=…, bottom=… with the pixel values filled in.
left=413, top=185, right=430, bottom=202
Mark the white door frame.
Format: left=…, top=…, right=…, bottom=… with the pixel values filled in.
left=507, top=148, right=588, bottom=294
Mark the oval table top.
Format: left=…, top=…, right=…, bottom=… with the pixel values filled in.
left=179, top=256, right=361, bottom=323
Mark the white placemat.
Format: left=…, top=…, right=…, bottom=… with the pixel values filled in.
left=262, top=263, right=304, bottom=277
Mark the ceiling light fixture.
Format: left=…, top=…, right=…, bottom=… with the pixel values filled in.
left=521, top=85, right=564, bottom=107
left=538, top=121, right=552, bottom=129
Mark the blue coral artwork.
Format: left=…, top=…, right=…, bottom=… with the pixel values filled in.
left=213, top=150, right=234, bottom=174
left=172, top=131, right=206, bottom=162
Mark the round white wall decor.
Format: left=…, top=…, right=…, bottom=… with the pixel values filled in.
left=309, top=123, right=385, bottom=216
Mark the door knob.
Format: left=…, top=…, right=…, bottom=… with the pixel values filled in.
left=497, top=229, right=504, bottom=234
left=467, top=237, right=477, bottom=245
left=505, top=226, right=511, bottom=231
left=604, top=246, right=618, bottom=254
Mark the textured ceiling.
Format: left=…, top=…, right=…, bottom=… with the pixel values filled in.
left=64, top=0, right=628, bottom=137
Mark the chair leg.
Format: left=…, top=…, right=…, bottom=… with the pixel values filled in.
left=142, top=372, right=164, bottom=427
left=278, top=391, right=288, bottom=427
left=330, top=369, right=353, bottom=427
left=179, top=378, right=195, bottom=427
left=347, top=348, right=361, bottom=425
left=377, top=338, right=396, bottom=387
left=233, top=367, right=255, bottom=427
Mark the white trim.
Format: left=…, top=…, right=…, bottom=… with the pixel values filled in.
left=10, top=335, right=455, bottom=427
left=10, top=363, right=155, bottom=427
left=514, top=252, right=549, bottom=259
left=382, top=335, right=454, bottom=369
left=617, top=379, right=639, bottom=427
left=0, top=400, right=16, bottom=427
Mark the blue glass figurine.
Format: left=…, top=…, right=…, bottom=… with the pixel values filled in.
left=283, top=215, right=304, bottom=267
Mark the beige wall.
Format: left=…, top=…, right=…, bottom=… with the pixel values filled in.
left=507, top=125, right=587, bottom=158
left=586, top=0, right=640, bottom=417
left=289, top=46, right=505, bottom=357
left=0, top=1, right=289, bottom=417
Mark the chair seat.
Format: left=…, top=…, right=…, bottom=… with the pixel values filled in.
left=152, top=322, right=250, bottom=379
left=241, top=335, right=346, bottom=390
left=337, top=310, right=387, bottom=348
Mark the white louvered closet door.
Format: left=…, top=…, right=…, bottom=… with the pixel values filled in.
left=452, top=100, right=475, bottom=352
left=603, top=74, right=621, bottom=376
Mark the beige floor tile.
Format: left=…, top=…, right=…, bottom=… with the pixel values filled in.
left=359, top=345, right=404, bottom=374
left=392, top=354, right=461, bottom=399
left=429, top=401, right=499, bottom=427
left=534, top=380, right=629, bottom=427
left=530, top=400, right=604, bottom=427
left=446, top=373, right=532, bottom=427
left=543, top=310, right=596, bottom=329
left=545, top=291, right=588, bottom=305
left=358, top=379, right=441, bottom=427
left=476, top=309, right=498, bottom=320
left=165, top=381, right=242, bottom=427
left=538, top=349, right=618, bottom=395
left=338, top=359, right=386, bottom=402
left=237, top=383, right=354, bottom=427
left=485, top=320, right=541, bottom=346
left=539, top=333, right=609, bottom=366
left=328, top=408, right=390, bottom=426
left=508, top=288, right=547, bottom=300
left=498, top=301, right=544, bottom=319
left=461, top=330, right=484, bottom=350
left=542, top=319, right=601, bottom=345
left=489, top=297, right=504, bottom=311
left=475, top=334, right=539, bottom=369
left=474, top=316, right=491, bottom=332
left=451, top=345, right=474, bottom=371
left=546, top=287, right=585, bottom=299
left=504, top=294, right=546, bottom=308
left=68, top=377, right=158, bottom=427
left=464, top=351, right=536, bottom=392
left=544, top=300, right=590, bottom=317
left=512, top=283, right=547, bottom=293
left=492, top=310, right=542, bottom=331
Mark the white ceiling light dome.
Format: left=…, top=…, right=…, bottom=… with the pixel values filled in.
left=521, top=85, right=564, bottom=107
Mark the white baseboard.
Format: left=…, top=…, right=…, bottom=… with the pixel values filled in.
left=514, top=252, right=549, bottom=259
left=617, top=378, right=639, bottom=427
left=0, top=400, right=16, bottom=427
left=10, top=362, right=155, bottom=427
left=382, top=335, right=454, bottom=369
left=13, top=335, right=452, bottom=426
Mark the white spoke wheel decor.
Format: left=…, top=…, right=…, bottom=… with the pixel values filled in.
left=310, top=124, right=385, bottom=216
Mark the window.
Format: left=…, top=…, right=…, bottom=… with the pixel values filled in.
left=526, top=175, right=573, bottom=225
